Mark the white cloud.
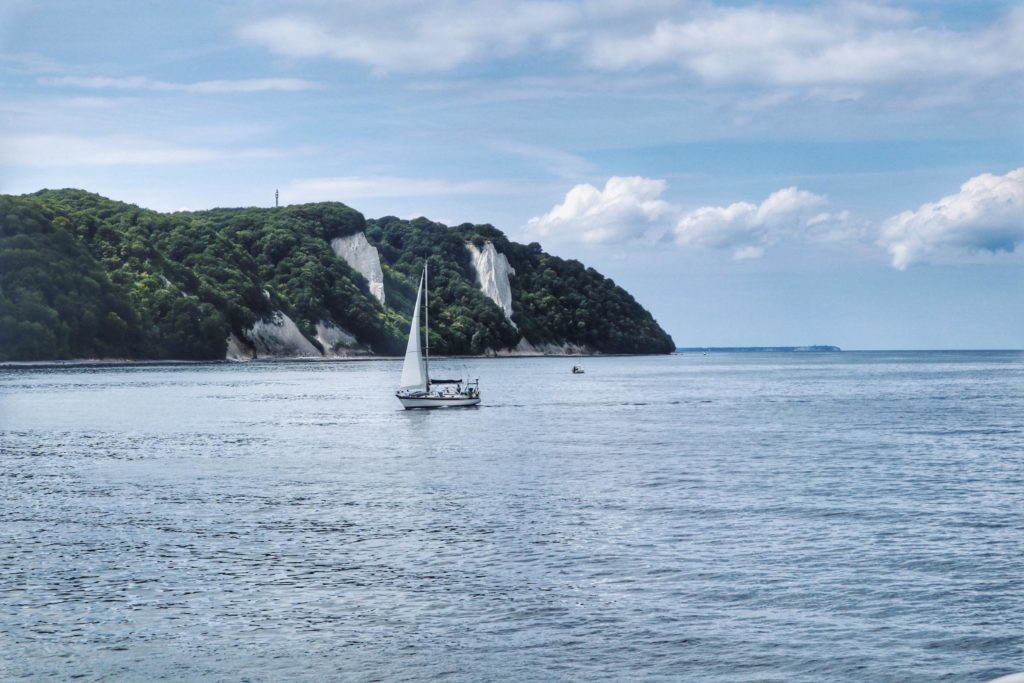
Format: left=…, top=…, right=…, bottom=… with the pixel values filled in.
left=529, top=172, right=1024, bottom=266
left=526, top=178, right=861, bottom=252
left=0, top=134, right=287, bottom=167
left=238, top=2, right=577, bottom=74
left=674, top=187, right=854, bottom=259
left=39, top=75, right=322, bottom=93
left=285, top=176, right=512, bottom=202
left=525, top=176, right=673, bottom=244
left=233, top=1, right=1024, bottom=100
left=880, top=168, right=1024, bottom=269
left=584, top=4, right=1024, bottom=86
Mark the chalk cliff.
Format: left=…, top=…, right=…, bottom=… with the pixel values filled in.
left=315, top=320, right=365, bottom=357
left=496, top=338, right=592, bottom=356
left=226, top=311, right=321, bottom=360
left=466, top=241, right=516, bottom=325
left=225, top=314, right=366, bottom=360
left=331, top=233, right=385, bottom=305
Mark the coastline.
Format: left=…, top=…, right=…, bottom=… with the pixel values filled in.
left=0, top=350, right=622, bottom=370
left=5, top=348, right=1022, bottom=370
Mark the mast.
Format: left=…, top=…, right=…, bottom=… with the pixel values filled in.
left=424, top=261, right=430, bottom=385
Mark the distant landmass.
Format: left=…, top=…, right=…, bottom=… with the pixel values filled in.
left=677, top=346, right=841, bottom=353
left=0, top=189, right=675, bottom=362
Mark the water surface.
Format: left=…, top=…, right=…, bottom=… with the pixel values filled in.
left=2, top=352, right=1022, bottom=681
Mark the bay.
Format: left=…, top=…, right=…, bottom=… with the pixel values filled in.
left=1, top=352, right=1022, bottom=681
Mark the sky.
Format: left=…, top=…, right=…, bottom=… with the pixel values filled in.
left=1, top=0, right=1022, bottom=349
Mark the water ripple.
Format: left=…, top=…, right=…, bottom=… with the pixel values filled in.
left=1, top=353, right=1022, bottom=681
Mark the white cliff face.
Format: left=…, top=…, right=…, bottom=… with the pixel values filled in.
left=225, top=332, right=256, bottom=361
left=494, top=338, right=593, bottom=356
left=331, top=233, right=386, bottom=305
left=242, top=311, right=322, bottom=358
left=225, top=313, right=365, bottom=360
left=315, top=320, right=365, bottom=357
left=466, top=241, right=516, bottom=325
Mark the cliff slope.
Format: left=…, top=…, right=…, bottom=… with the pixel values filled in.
left=0, top=190, right=674, bottom=361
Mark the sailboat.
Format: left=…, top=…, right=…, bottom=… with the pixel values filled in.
left=571, top=338, right=585, bottom=374
left=395, top=264, right=481, bottom=409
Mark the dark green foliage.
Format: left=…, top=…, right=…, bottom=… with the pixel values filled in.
left=24, top=190, right=242, bottom=359
left=187, top=205, right=403, bottom=354
left=0, top=196, right=140, bottom=360
left=501, top=244, right=675, bottom=354
left=367, top=216, right=520, bottom=355
left=277, top=203, right=366, bottom=241
left=6, top=190, right=405, bottom=359
left=366, top=217, right=675, bottom=355
left=1, top=189, right=673, bottom=362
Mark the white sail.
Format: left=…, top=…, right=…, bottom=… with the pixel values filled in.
left=399, top=272, right=428, bottom=391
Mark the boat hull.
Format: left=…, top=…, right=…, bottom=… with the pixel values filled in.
left=397, top=394, right=481, bottom=409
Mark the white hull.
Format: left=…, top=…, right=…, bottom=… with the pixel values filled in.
left=397, top=394, right=481, bottom=409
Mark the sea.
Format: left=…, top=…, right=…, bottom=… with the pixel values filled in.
left=1, top=351, right=1022, bottom=682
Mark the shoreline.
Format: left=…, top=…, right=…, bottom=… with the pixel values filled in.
left=0, top=351, right=626, bottom=370
left=5, top=349, right=1017, bottom=370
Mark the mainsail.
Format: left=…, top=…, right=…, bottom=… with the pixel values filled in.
left=399, top=272, right=428, bottom=391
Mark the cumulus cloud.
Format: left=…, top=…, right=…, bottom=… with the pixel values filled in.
left=530, top=171, right=1024, bottom=266
left=674, top=187, right=855, bottom=259
left=525, top=176, right=673, bottom=244
left=526, top=178, right=861, bottom=254
left=880, top=168, right=1024, bottom=269
left=39, top=75, right=321, bottom=93
left=584, top=4, right=1024, bottom=86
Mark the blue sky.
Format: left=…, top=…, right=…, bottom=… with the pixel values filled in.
left=2, top=0, right=1022, bottom=349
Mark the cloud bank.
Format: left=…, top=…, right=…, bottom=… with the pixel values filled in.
left=238, top=2, right=575, bottom=74
left=526, top=178, right=855, bottom=258
left=584, top=4, right=1024, bottom=86
left=673, top=187, right=849, bottom=259
left=525, top=176, right=673, bottom=244
left=881, top=168, right=1024, bottom=269
left=530, top=168, right=1024, bottom=268
left=238, top=2, right=1024, bottom=89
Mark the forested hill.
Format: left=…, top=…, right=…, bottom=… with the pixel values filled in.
left=0, top=189, right=675, bottom=361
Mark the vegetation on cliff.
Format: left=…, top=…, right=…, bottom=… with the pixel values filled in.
left=0, top=190, right=674, bottom=361
left=367, top=217, right=674, bottom=355
left=0, top=196, right=139, bottom=360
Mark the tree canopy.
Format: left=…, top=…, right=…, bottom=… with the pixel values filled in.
left=0, top=190, right=674, bottom=361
